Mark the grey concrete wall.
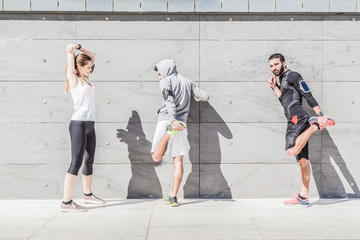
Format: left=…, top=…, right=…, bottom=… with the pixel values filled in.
left=0, top=0, right=359, bottom=13
left=1, top=10, right=360, bottom=199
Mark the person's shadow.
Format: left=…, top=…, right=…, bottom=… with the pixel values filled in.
left=302, top=103, right=360, bottom=200
left=184, top=101, right=233, bottom=198
left=311, top=129, right=360, bottom=199
left=117, top=111, right=162, bottom=199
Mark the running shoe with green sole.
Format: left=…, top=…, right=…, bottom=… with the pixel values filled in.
left=166, top=121, right=187, bottom=138
left=164, top=195, right=179, bottom=207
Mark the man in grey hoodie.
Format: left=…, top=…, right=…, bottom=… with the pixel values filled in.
left=151, top=59, right=209, bottom=207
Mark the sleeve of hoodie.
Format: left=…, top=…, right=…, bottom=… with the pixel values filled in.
left=191, top=81, right=210, bottom=102
left=288, top=72, right=318, bottom=108
left=160, top=79, right=176, bottom=122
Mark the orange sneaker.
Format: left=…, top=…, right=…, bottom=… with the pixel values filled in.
left=284, top=194, right=309, bottom=207
left=309, top=116, right=335, bottom=130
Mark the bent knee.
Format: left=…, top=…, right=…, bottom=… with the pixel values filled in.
left=68, top=164, right=81, bottom=175
left=173, top=156, right=184, bottom=164
left=152, top=153, right=162, bottom=162
left=297, top=158, right=309, bottom=166
left=286, top=147, right=300, bottom=156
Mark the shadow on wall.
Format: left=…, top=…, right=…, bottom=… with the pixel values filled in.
left=311, top=129, right=360, bottom=198
left=184, top=101, right=233, bottom=198
left=117, top=111, right=162, bottom=199
left=183, top=97, right=200, bottom=198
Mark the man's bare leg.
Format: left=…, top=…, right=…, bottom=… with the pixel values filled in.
left=298, top=158, right=311, bottom=198
left=152, top=133, right=171, bottom=162
left=172, top=155, right=184, bottom=197
left=286, top=125, right=318, bottom=156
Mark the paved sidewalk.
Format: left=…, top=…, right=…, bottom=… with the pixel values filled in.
left=1, top=198, right=359, bottom=240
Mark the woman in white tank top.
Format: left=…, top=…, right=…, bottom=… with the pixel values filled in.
left=61, top=44, right=104, bottom=212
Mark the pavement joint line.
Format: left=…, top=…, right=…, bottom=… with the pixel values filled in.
left=241, top=200, right=265, bottom=240
left=145, top=199, right=156, bottom=240
left=27, top=210, right=60, bottom=240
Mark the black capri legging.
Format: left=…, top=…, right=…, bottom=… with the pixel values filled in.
left=68, top=120, right=96, bottom=176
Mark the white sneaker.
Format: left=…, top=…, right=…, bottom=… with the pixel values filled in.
left=82, top=193, right=105, bottom=204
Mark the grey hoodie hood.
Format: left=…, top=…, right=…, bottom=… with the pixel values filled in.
left=155, top=59, right=209, bottom=123
left=156, top=59, right=177, bottom=78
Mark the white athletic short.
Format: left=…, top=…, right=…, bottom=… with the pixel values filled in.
left=151, top=121, right=188, bottom=158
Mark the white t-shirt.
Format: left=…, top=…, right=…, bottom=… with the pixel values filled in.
left=70, top=79, right=95, bottom=121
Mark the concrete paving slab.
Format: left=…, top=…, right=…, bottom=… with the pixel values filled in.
left=147, top=199, right=262, bottom=240
left=0, top=200, right=59, bottom=240
left=31, top=199, right=153, bottom=240
left=239, top=198, right=360, bottom=239
left=1, top=199, right=360, bottom=240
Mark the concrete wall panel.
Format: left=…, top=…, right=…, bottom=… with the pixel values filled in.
left=330, top=0, right=357, bottom=12
left=0, top=123, right=69, bottom=165
left=168, top=0, right=194, bottom=12
left=94, top=163, right=199, bottom=199
left=86, top=162, right=200, bottom=199
left=320, top=163, right=360, bottom=198
left=0, top=40, right=70, bottom=81
left=200, top=123, right=322, bottom=164
left=323, top=19, right=360, bottom=40
left=86, top=0, right=113, bottom=12
left=0, top=0, right=358, bottom=13
left=97, top=122, right=200, bottom=164
left=0, top=121, right=200, bottom=165
left=88, top=82, right=163, bottom=123
left=199, top=41, right=323, bottom=82
left=82, top=40, right=199, bottom=82
left=0, top=164, right=68, bottom=199
left=222, top=0, right=248, bottom=12
left=0, top=40, right=199, bottom=81
left=195, top=0, right=221, bottom=12
left=141, top=0, right=167, bottom=12
left=91, top=122, right=153, bottom=164
left=323, top=41, right=360, bottom=82
left=31, top=0, right=58, bottom=11
left=200, top=18, right=322, bottom=40
left=0, top=16, right=75, bottom=39
left=0, top=82, right=158, bottom=124
left=0, top=12, right=359, bottom=199
left=0, top=82, right=202, bottom=124
left=200, top=83, right=284, bottom=123
left=1, top=161, right=358, bottom=199
left=199, top=82, right=322, bottom=123
left=276, top=0, right=303, bottom=12
left=0, top=82, right=72, bottom=123
left=0, top=163, right=136, bottom=199
left=58, top=0, right=85, bottom=11
left=249, top=0, right=275, bottom=12
left=3, top=0, right=30, bottom=11
left=93, top=163, right=157, bottom=199
left=303, top=0, right=329, bottom=12
left=322, top=125, right=360, bottom=165
left=322, top=82, right=360, bottom=122
left=200, top=164, right=320, bottom=198
left=75, top=17, right=199, bottom=40
left=113, top=0, right=140, bottom=12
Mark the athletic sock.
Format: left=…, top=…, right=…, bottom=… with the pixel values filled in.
left=298, top=194, right=307, bottom=200
left=84, top=192, right=92, bottom=197
left=62, top=200, right=73, bottom=205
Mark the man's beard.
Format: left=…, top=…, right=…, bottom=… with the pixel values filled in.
left=273, top=65, right=285, bottom=76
